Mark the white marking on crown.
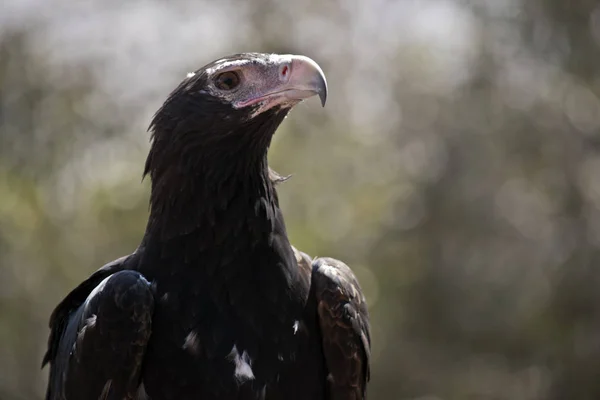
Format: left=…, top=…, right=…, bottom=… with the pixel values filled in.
left=293, top=320, right=300, bottom=334
left=227, top=345, right=255, bottom=382
left=206, top=59, right=253, bottom=75
left=205, top=54, right=292, bottom=75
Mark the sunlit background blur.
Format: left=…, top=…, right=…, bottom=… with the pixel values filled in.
left=3, top=0, right=600, bottom=398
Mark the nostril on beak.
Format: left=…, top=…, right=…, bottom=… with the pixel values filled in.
left=279, top=64, right=291, bottom=81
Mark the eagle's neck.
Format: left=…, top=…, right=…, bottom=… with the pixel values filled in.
left=146, top=146, right=275, bottom=244
left=142, top=109, right=288, bottom=246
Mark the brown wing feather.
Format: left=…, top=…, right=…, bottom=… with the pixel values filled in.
left=311, top=257, right=371, bottom=400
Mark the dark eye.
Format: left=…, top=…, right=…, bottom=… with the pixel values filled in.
left=214, top=71, right=240, bottom=90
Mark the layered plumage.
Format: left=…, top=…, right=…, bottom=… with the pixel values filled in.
left=43, top=53, right=370, bottom=400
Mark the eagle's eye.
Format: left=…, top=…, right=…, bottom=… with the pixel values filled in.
left=214, top=71, right=240, bottom=91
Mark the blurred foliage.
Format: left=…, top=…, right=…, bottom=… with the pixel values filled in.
left=2, top=0, right=600, bottom=398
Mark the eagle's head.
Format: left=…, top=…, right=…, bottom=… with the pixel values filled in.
left=197, top=53, right=326, bottom=114
left=146, top=53, right=327, bottom=178
left=144, top=53, right=327, bottom=238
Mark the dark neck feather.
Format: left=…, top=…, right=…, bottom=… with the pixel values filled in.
left=143, top=106, right=288, bottom=245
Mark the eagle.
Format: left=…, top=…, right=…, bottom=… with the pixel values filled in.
left=43, top=53, right=371, bottom=400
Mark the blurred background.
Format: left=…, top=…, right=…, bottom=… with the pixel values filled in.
left=2, top=0, right=600, bottom=399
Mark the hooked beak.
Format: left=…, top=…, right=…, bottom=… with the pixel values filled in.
left=280, top=55, right=328, bottom=107
left=235, top=54, right=328, bottom=111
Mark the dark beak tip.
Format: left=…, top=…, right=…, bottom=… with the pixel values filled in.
left=317, top=77, right=328, bottom=107
left=319, top=91, right=327, bottom=107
